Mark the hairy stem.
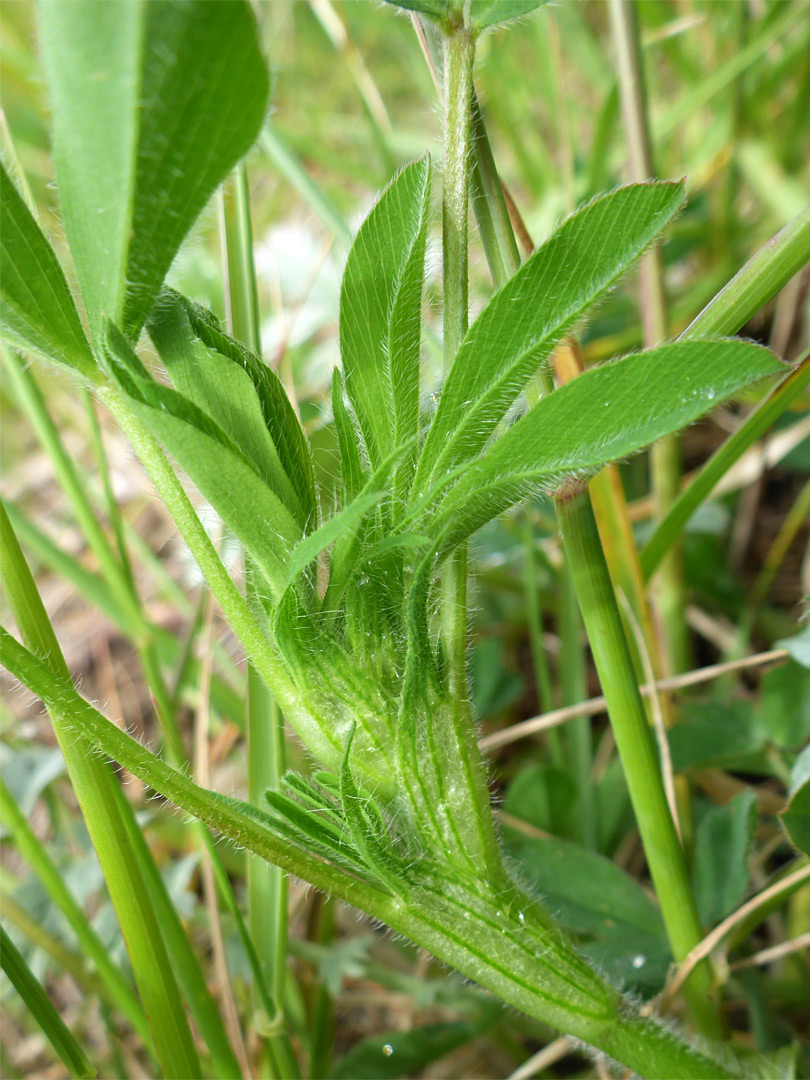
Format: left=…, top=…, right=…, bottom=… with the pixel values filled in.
left=221, top=163, right=297, bottom=1078
left=1, top=629, right=735, bottom=1080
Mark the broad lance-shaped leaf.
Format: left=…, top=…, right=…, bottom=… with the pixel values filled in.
left=340, top=156, right=430, bottom=496
left=103, top=323, right=301, bottom=604
left=0, top=164, right=95, bottom=378
left=415, top=181, right=685, bottom=500
left=422, top=340, right=784, bottom=557
left=161, top=292, right=319, bottom=529
left=147, top=292, right=305, bottom=527
left=39, top=0, right=269, bottom=340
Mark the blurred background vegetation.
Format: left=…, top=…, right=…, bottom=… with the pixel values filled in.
left=1, top=1, right=809, bottom=1077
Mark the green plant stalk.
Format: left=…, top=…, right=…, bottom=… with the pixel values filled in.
left=0, top=777, right=152, bottom=1049
left=440, top=14, right=474, bottom=708
left=0, top=924, right=96, bottom=1079
left=609, top=0, right=690, bottom=676
left=3, top=501, right=243, bottom=719
left=220, top=164, right=297, bottom=1078
left=643, top=353, right=810, bottom=579
left=555, top=485, right=723, bottom=1040
left=0, top=629, right=735, bottom=1080
left=0, top=502, right=202, bottom=1080
left=470, top=91, right=521, bottom=287
left=559, top=560, right=596, bottom=849
left=522, top=517, right=557, bottom=744
left=4, top=502, right=245, bottom=1078
left=685, top=203, right=810, bottom=340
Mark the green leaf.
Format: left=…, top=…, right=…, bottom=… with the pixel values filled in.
left=103, top=323, right=301, bottom=604
left=283, top=491, right=383, bottom=591
left=693, top=791, right=757, bottom=926
left=382, top=0, right=546, bottom=33
left=775, top=623, right=810, bottom=670
left=503, top=764, right=576, bottom=838
left=0, top=164, right=95, bottom=378
left=469, top=1, right=547, bottom=32
left=340, top=724, right=404, bottom=894
left=323, top=436, right=419, bottom=613
left=414, top=182, right=686, bottom=498
left=0, top=926, right=96, bottom=1079
left=332, top=367, right=366, bottom=503
left=340, top=156, right=431, bottom=496
left=39, top=0, right=269, bottom=339
left=424, top=340, right=783, bottom=559
left=669, top=702, right=764, bottom=771
left=754, top=661, right=810, bottom=749
left=175, top=295, right=318, bottom=529
left=780, top=778, right=810, bottom=857
left=501, top=829, right=666, bottom=941
left=148, top=292, right=305, bottom=526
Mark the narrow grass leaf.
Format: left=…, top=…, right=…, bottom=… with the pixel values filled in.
left=340, top=156, right=430, bottom=489
left=0, top=778, right=152, bottom=1049
left=414, top=182, right=685, bottom=498
left=0, top=926, right=96, bottom=1079
left=1, top=505, right=203, bottom=1080
left=0, top=165, right=95, bottom=378
left=39, top=0, right=269, bottom=339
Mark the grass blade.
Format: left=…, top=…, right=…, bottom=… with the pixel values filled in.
left=0, top=501, right=202, bottom=1079
left=0, top=925, right=96, bottom=1079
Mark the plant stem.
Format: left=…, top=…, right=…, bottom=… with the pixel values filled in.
left=559, top=561, right=595, bottom=848
left=609, top=0, right=690, bottom=676
left=1, top=630, right=735, bottom=1080
left=555, top=485, right=723, bottom=1040
left=220, top=163, right=298, bottom=1080
left=440, top=17, right=475, bottom=701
